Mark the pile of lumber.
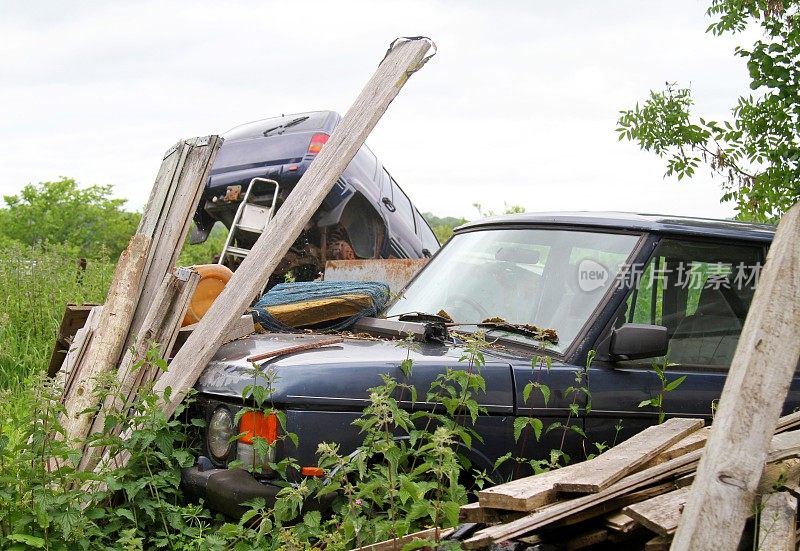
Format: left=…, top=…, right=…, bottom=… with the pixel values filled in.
left=52, top=37, right=434, bottom=473
left=456, top=412, right=800, bottom=550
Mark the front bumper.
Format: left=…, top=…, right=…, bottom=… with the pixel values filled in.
left=182, top=464, right=282, bottom=518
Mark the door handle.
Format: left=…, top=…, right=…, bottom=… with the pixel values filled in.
left=382, top=197, right=396, bottom=212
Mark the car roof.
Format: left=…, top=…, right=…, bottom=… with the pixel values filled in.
left=456, top=211, right=775, bottom=243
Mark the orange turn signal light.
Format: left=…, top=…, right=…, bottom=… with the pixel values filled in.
left=301, top=467, right=325, bottom=477
left=239, top=411, right=278, bottom=444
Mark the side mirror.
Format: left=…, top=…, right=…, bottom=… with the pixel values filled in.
left=610, top=323, right=668, bottom=361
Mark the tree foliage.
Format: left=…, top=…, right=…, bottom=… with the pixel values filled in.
left=421, top=212, right=468, bottom=244
left=0, top=178, right=140, bottom=257
left=617, top=0, right=799, bottom=222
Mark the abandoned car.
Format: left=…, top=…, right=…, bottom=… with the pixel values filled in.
left=182, top=212, right=800, bottom=515
left=189, top=110, right=439, bottom=282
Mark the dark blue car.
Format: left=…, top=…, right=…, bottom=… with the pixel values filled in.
left=191, top=110, right=439, bottom=280
left=183, top=212, right=799, bottom=516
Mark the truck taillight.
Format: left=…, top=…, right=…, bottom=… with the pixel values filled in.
left=308, top=133, right=329, bottom=154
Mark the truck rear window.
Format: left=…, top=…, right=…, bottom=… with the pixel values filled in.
left=224, top=112, right=330, bottom=141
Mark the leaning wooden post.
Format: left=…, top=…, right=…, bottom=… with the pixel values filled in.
left=671, top=202, right=800, bottom=551
left=152, top=37, right=435, bottom=418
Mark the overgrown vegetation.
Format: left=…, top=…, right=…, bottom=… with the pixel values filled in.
left=0, top=178, right=140, bottom=258
left=0, top=243, right=114, bottom=389
left=617, top=0, right=800, bottom=222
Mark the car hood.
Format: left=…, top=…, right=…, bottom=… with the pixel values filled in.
left=195, top=333, right=516, bottom=413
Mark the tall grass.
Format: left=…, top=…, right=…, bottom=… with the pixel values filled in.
left=0, top=242, right=113, bottom=388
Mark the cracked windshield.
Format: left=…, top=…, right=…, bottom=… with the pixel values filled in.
left=385, top=228, right=641, bottom=351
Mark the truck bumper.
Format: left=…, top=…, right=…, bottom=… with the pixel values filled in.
left=182, top=465, right=281, bottom=518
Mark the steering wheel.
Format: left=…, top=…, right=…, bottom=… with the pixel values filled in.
left=448, top=294, right=490, bottom=321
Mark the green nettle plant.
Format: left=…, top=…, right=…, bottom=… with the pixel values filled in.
left=616, top=0, right=800, bottom=222
left=638, top=355, right=687, bottom=424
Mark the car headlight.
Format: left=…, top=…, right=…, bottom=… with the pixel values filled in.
left=207, top=407, right=234, bottom=461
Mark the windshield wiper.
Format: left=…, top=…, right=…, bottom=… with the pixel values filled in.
left=478, top=319, right=559, bottom=346
left=262, top=116, right=309, bottom=137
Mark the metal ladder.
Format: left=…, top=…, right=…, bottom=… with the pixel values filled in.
left=218, top=177, right=280, bottom=265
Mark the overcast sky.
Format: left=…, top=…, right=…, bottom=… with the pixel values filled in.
left=1, top=1, right=754, bottom=220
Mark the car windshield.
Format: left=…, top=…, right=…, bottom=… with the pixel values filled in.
left=384, top=228, right=641, bottom=352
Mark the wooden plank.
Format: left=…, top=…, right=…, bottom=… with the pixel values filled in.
left=776, top=410, right=800, bottom=433
left=459, top=501, right=525, bottom=524
left=126, top=136, right=222, bottom=353
left=603, top=512, right=638, bottom=533
left=644, top=535, right=671, bottom=550
left=643, top=426, right=711, bottom=468
left=552, top=481, right=676, bottom=529
left=623, top=487, right=689, bottom=536
left=463, top=450, right=703, bottom=549
left=80, top=268, right=200, bottom=472
left=58, top=305, right=103, bottom=399
left=672, top=203, right=800, bottom=551
left=462, top=430, right=800, bottom=550
left=554, top=418, right=703, bottom=493
left=350, top=527, right=452, bottom=551
left=626, top=457, right=800, bottom=539
left=60, top=235, right=150, bottom=446
left=477, top=462, right=584, bottom=511
left=758, top=491, right=797, bottom=551
left=47, top=304, right=97, bottom=377
left=171, top=313, right=255, bottom=356
left=150, top=38, right=434, bottom=422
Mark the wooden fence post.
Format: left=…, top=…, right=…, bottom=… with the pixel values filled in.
left=151, top=37, right=434, bottom=419
left=671, top=202, right=800, bottom=550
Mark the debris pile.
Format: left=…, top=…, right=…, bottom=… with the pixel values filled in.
left=455, top=412, right=800, bottom=549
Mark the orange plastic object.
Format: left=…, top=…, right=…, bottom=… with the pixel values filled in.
left=239, top=411, right=278, bottom=444
left=181, top=264, right=233, bottom=326
left=300, top=467, right=325, bottom=477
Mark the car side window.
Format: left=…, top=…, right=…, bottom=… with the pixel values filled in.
left=618, top=238, right=763, bottom=369
left=415, top=209, right=440, bottom=251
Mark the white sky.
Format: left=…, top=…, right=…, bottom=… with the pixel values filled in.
left=1, top=0, right=754, bottom=220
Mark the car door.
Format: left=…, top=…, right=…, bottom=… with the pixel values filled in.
left=378, top=169, right=422, bottom=258
left=586, top=236, right=800, bottom=444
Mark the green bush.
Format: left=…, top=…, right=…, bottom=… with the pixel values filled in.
left=0, top=178, right=139, bottom=258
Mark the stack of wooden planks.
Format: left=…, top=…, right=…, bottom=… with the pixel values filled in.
left=453, top=411, right=800, bottom=550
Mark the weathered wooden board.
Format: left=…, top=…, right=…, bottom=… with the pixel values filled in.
left=554, top=418, right=703, bottom=493
left=47, top=304, right=98, bottom=377
left=623, top=486, right=689, bottom=536
left=643, top=426, right=711, bottom=468
left=150, top=38, right=434, bottom=422
left=477, top=462, right=584, bottom=511
left=171, top=313, right=255, bottom=356
left=125, top=136, right=222, bottom=353
left=603, top=512, right=638, bottom=533
left=758, top=491, right=798, bottom=551
left=80, top=268, right=200, bottom=472
left=463, top=449, right=703, bottom=549
left=57, top=305, right=103, bottom=399
left=672, top=203, right=800, bottom=551
left=60, top=235, right=150, bottom=446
